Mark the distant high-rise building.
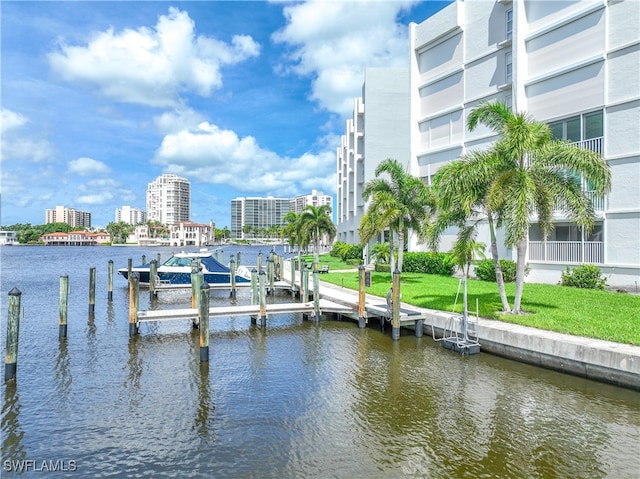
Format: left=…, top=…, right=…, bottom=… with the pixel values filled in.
left=290, top=190, right=333, bottom=215
left=146, top=174, right=190, bottom=225
left=45, top=205, right=91, bottom=228
left=231, top=196, right=290, bottom=240
left=115, top=206, right=146, bottom=225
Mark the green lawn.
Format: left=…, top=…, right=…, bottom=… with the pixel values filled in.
left=298, top=254, right=357, bottom=271
left=316, top=264, right=640, bottom=346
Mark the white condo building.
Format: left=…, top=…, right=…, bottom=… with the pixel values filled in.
left=45, top=205, right=91, bottom=228
left=290, top=190, right=333, bottom=215
left=115, top=206, right=146, bottom=225
left=146, top=174, right=191, bottom=225
left=408, top=0, right=639, bottom=287
left=231, top=196, right=290, bottom=240
left=336, top=68, right=411, bottom=244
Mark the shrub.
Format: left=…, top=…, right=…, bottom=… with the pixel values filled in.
left=330, top=242, right=362, bottom=262
left=475, top=259, right=518, bottom=282
left=561, top=264, right=607, bottom=289
left=402, top=252, right=455, bottom=276
left=375, top=263, right=391, bottom=273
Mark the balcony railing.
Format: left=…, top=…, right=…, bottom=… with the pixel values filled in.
left=572, top=137, right=603, bottom=155
left=528, top=241, right=603, bottom=264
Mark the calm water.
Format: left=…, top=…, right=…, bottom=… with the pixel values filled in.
left=1, top=245, right=638, bottom=478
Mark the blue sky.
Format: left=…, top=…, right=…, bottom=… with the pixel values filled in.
left=1, top=0, right=451, bottom=228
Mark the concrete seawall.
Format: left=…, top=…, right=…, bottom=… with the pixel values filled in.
left=316, top=279, right=640, bottom=391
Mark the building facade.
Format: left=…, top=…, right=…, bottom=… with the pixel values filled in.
left=409, top=0, right=639, bottom=287
left=45, top=205, right=91, bottom=228
left=336, top=68, right=411, bottom=244
left=41, top=231, right=110, bottom=246
left=231, top=196, right=290, bottom=240
left=146, top=174, right=191, bottom=225
left=289, top=190, right=333, bottom=215
left=115, top=206, right=147, bottom=225
left=169, top=221, right=212, bottom=247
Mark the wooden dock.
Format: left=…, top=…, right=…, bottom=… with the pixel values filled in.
left=153, top=281, right=291, bottom=291
left=137, top=299, right=354, bottom=323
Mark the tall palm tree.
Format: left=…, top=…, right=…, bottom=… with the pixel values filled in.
left=360, top=158, right=434, bottom=273
left=300, top=205, right=336, bottom=265
left=437, top=101, right=611, bottom=313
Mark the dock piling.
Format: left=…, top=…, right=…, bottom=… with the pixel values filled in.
left=259, top=270, right=267, bottom=327
left=237, top=251, right=241, bottom=268
left=142, top=254, right=146, bottom=265
left=88, top=266, right=96, bottom=315
left=290, top=259, right=297, bottom=297
left=251, top=269, right=258, bottom=324
left=391, top=269, right=401, bottom=340
left=313, top=264, right=320, bottom=322
left=59, top=275, right=69, bottom=339
left=108, top=260, right=114, bottom=301
left=149, top=260, right=158, bottom=298
left=199, top=282, right=210, bottom=362
left=230, top=255, right=237, bottom=297
left=301, top=265, right=309, bottom=305
left=5, top=288, right=22, bottom=382
left=257, top=251, right=263, bottom=273
left=267, top=258, right=274, bottom=295
left=358, top=265, right=366, bottom=328
left=128, top=273, right=140, bottom=336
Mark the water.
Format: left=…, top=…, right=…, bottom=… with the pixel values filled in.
left=1, top=245, right=639, bottom=478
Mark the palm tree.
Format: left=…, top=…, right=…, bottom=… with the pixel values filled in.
left=300, top=205, right=336, bottom=265
left=437, top=101, right=611, bottom=313
left=359, top=158, right=434, bottom=273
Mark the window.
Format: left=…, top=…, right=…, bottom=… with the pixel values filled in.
left=548, top=111, right=603, bottom=142
left=505, top=52, right=512, bottom=84
left=506, top=9, right=513, bottom=40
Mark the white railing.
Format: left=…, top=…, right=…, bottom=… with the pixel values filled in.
left=572, top=137, right=603, bottom=155
left=528, top=241, right=603, bottom=264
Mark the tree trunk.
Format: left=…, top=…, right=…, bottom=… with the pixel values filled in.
left=513, top=238, right=528, bottom=313
left=389, top=231, right=396, bottom=273
left=314, top=226, right=320, bottom=264
left=488, top=213, right=511, bottom=312
left=397, top=225, right=405, bottom=273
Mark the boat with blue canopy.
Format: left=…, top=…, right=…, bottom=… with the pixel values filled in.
left=118, top=250, right=252, bottom=286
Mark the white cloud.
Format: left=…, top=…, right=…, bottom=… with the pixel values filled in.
left=48, top=7, right=261, bottom=107
left=1, top=109, right=27, bottom=133
left=153, top=121, right=336, bottom=195
left=0, top=109, right=55, bottom=162
left=272, top=0, right=416, bottom=116
left=153, top=108, right=206, bottom=134
left=68, top=157, right=111, bottom=176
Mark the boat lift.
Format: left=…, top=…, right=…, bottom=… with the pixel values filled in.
left=432, top=276, right=480, bottom=355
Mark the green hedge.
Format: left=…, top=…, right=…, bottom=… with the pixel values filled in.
left=561, top=264, right=607, bottom=289
left=402, top=252, right=455, bottom=276
left=475, top=259, right=517, bottom=282
left=375, top=263, right=391, bottom=273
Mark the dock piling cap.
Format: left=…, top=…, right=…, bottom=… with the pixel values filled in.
left=9, top=287, right=21, bottom=296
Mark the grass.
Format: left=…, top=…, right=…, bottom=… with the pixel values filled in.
left=309, top=256, right=640, bottom=345
left=298, top=254, right=356, bottom=271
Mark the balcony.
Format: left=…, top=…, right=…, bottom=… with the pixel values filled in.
left=528, top=241, right=603, bottom=264
left=572, top=136, right=603, bottom=155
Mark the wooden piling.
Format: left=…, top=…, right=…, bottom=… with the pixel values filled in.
left=88, top=266, right=96, bottom=315
left=257, top=251, right=263, bottom=272
left=107, top=260, right=114, bottom=301
left=157, top=253, right=161, bottom=264
left=128, top=273, right=140, bottom=336
left=290, top=258, right=297, bottom=297
left=301, top=265, right=309, bottom=304
left=313, top=264, right=320, bottom=322
left=267, top=258, right=274, bottom=295
left=191, top=260, right=200, bottom=310
left=142, top=254, right=146, bottom=265
left=237, top=251, right=241, bottom=268
left=251, top=269, right=258, bottom=325
left=391, top=269, right=401, bottom=340
left=59, top=275, right=69, bottom=339
left=199, top=282, right=210, bottom=362
left=127, top=258, right=133, bottom=282
left=5, top=288, right=22, bottom=382
left=230, top=255, right=237, bottom=297
left=358, top=265, right=366, bottom=328
left=259, top=270, right=267, bottom=327
left=149, top=260, right=157, bottom=298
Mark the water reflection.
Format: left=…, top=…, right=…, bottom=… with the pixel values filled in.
left=193, top=361, right=216, bottom=444
left=1, top=384, right=25, bottom=463
left=53, top=341, right=72, bottom=404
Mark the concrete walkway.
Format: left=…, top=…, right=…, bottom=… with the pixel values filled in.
left=283, top=261, right=640, bottom=391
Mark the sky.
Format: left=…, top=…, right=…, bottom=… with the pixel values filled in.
left=1, top=0, right=451, bottom=228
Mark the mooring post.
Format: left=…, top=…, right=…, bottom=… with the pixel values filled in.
left=391, top=269, right=401, bottom=341
left=128, top=273, right=140, bottom=336
left=290, top=259, right=297, bottom=297
left=259, top=270, right=267, bottom=327
left=88, top=266, right=96, bottom=315
left=257, top=251, right=263, bottom=273
left=251, top=268, right=258, bottom=325
left=199, top=282, right=210, bottom=362
left=230, top=255, right=237, bottom=297
left=5, top=288, right=22, bottom=382
left=313, top=263, right=320, bottom=322
left=107, top=260, right=114, bottom=301
left=142, top=254, right=146, bottom=265
left=358, top=265, right=366, bottom=329
left=267, top=258, right=274, bottom=295
left=59, top=275, right=69, bottom=339
left=220, top=250, right=224, bottom=264
left=237, top=251, right=242, bottom=268
left=149, top=260, right=157, bottom=298
left=127, top=258, right=133, bottom=282
left=301, top=264, right=309, bottom=305
left=157, top=252, right=161, bottom=264
left=191, top=260, right=200, bottom=310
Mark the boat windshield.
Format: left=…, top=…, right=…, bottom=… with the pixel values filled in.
left=163, top=256, right=195, bottom=267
